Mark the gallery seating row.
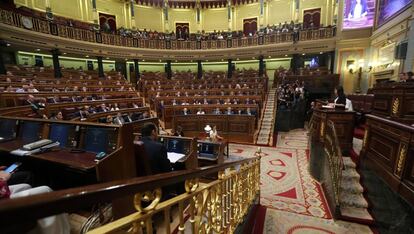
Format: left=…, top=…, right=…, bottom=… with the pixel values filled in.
left=0, top=90, right=140, bottom=107
left=162, top=104, right=259, bottom=129
left=0, top=97, right=145, bottom=119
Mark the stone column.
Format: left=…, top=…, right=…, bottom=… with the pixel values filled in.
left=134, top=59, right=140, bottom=81
left=97, top=56, right=104, bottom=78
left=227, top=59, right=233, bottom=79
left=259, top=55, right=264, bottom=77
left=166, top=60, right=172, bottom=79
left=130, top=0, right=136, bottom=29
left=197, top=60, right=202, bottom=79
left=51, top=49, right=62, bottom=78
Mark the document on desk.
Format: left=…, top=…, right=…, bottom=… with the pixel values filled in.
left=167, top=152, right=186, bottom=163
left=10, top=141, right=60, bottom=156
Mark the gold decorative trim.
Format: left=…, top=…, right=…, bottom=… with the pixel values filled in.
left=396, top=143, right=407, bottom=175
left=363, top=129, right=369, bottom=148
left=320, top=121, right=325, bottom=138
left=133, top=188, right=162, bottom=213
left=392, top=97, right=400, bottom=115
left=88, top=159, right=261, bottom=234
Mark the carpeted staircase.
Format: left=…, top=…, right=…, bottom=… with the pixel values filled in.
left=339, top=157, right=374, bottom=224
left=256, top=88, right=277, bottom=146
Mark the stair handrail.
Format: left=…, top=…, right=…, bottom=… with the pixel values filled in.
left=324, top=120, right=343, bottom=212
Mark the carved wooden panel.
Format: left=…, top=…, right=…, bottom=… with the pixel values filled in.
left=368, top=132, right=398, bottom=171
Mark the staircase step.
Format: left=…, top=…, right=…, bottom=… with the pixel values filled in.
left=340, top=192, right=368, bottom=208
left=340, top=179, right=364, bottom=194
left=340, top=207, right=374, bottom=224
left=342, top=168, right=360, bottom=181
left=342, top=157, right=356, bottom=169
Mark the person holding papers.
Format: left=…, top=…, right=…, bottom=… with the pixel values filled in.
left=141, top=123, right=172, bottom=174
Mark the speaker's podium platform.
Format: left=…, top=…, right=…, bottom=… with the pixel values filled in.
left=309, top=106, right=355, bottom=153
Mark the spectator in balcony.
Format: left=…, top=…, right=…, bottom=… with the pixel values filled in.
left=102, top=19, right=112, bottom=33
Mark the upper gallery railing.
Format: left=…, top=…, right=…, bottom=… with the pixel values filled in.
left=0, top=8, right=336, bottom=50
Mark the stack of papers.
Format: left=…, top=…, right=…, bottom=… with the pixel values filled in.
left=167, top=152, right=186, bottom=163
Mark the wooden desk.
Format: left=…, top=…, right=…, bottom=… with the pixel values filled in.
left=310, top=108, right=355, bottom=154
left=173, top=114, right=257, bottom=143
left=371, top=83, right=414, bottom=123
left=158, top=135, right=198, bottom=170
left=361, top=114, right=414, bottom=205
left=0, top=117, right=136, bottom=183
left=163, top=104, right=259, bottom=129
left=0, top=140, right=97, bottom=171
left=197, top=140, right=226, bottom=167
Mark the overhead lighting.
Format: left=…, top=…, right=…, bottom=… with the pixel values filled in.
left=85, top=55, right=89, bottom=58
left=268, top=56, right=271, bottom=58
left=6, top=43, right=11, bottom=47
left=35, top=49, right=40, bottom=51
left=285, top=54, right=288, bottom=57
left=236, top=58, right=239, bottom=60
left=106, top=57, right=110, bottom=59
left=63, top=52, right=67, bottom=55
left=302, top=53, right=306, bottom=55
left=319, top=52, right=323, bottom=54
left=142, top=59, right=145, bottom=62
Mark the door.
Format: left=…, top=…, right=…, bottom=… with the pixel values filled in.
left=303, top=8, right=321, bottom=28
left=243, top=18, right=258, bottom=36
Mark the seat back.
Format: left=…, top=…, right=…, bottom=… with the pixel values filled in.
left=134, top=141, right=153, bottom=177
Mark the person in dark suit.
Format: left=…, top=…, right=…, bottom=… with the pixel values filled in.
left=141, top=123, right=172, bottom=174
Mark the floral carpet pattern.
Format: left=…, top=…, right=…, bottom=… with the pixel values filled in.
left=230, top=129, right=373, bottom=233
left=230, top=143, right=331, bottom=219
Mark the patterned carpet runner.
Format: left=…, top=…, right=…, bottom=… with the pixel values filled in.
left=256, top=88, right=277, bottom=146
left=229, top=129, right=375, bottom=233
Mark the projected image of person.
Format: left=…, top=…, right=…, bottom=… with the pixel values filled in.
left=343, top=0, right=374, bottom=29
left=348, top=0, right=368, bottom=19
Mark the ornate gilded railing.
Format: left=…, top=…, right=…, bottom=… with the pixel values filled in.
left=323, top=120, right=343, bottom=210
left=0, top=156, right=260, bottom=233
left=88, top=158, right=260, bottom=233
left=0, top=8, right=335, bottom=50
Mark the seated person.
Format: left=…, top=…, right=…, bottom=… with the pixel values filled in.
left=182, top=108, right=190, bottom=115
left=196, top=108, right=205, bottom=115
left=333, top=86, right=353, bottom=111
left=212, top=108, right=221, bottom=115
left=225, top=107, right=233, bottom=115
left=209, top=125, right=223, bottom=141
left=0, top=167, right=70, bottom=233
left=173, top=126, right=184, bottom=137
left=140, top=123, right=172, bottom=174
left=50, top=111, right=63, bottom=121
